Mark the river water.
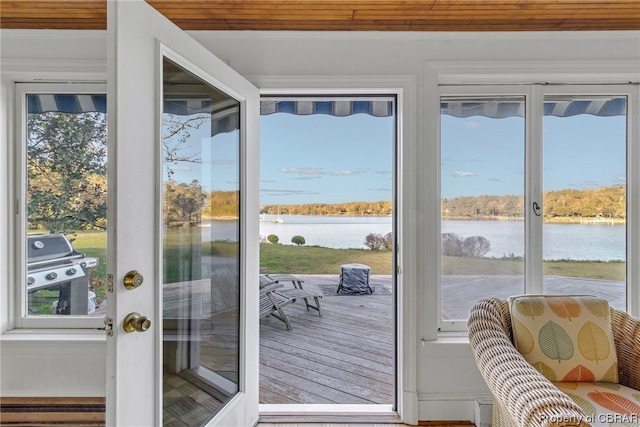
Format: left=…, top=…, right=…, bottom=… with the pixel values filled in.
left=204, top=215, right=625, bottom=261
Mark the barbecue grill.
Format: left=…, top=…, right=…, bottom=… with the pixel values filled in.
left=27, top=234, right=98, bottom=315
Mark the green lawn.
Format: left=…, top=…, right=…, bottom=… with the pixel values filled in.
left=543, top=259, right=625, bottom=281
left=259, top=243, right=393, bottom=274
left=69, top=230, right=625, bottom=283
left=29, top=228, right=620, bottom=315
left=441, top=256, right=625, bottom=281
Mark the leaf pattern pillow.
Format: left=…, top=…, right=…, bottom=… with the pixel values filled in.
left=509, top=295, right=619, bottom=383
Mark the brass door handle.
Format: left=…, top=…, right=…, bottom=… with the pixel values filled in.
left=124, top=270, right=144, bottom=289
left=123, top=312, right=151, bottom=333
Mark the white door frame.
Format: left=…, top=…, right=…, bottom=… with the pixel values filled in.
left=252, top=75, right=419, bottom=425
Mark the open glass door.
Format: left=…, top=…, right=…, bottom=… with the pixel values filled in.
left=106, top=1, right=259, bottom=426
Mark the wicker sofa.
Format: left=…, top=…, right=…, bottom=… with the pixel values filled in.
left=468, top=297, right=640, bottom=427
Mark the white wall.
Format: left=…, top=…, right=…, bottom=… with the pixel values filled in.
left=0, top=30, right=108, bottom=398
left=1, top=28, right=638, bottom=422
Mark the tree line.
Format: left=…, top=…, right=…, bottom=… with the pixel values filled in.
left=442, top=185, right=626, bottom=221
left=543, top=186, right=625, bottom=220
left=261, top=200, right=393, bottom=216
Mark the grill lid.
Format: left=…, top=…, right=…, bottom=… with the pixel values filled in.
left=27, top=234, right=75, bottom=264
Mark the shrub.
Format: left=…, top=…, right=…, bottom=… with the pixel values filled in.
left=267, top=234, right=279, bottom=244
left=461, top=235, right=491, bottom=257
left=364, top=233, right=386, bottom=250
left=441, top=232, right=491, bottom=257
left=291, top=235, right=306, bottom=246
left=383, top=232, right=393, bottom=250
left=441, top=232, right=463, bottom=256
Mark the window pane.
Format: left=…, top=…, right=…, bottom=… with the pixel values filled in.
left=440, top=96, right=525, bottom=321
left=542, top=96, right=627, bottom=310
left=25, top=96, right=107, bottom=317
left=162, top=57, right=240, bottom=425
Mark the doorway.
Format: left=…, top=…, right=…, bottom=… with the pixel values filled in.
left=257, top=95, right=398, bottom=407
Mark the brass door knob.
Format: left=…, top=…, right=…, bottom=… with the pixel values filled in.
left=123, top=312, right=151, bottom=333
left=124, top=270, right=144, bottom=289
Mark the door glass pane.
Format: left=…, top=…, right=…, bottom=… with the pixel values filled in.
left=258, top=96, right=396, bottom=405
left=542, top=95, right=627, bottom=310
left=25, top=93, right=107, bottom=317
left=440, top=96, right=525, bottom=321
left=162, top=57, right=241, bottom=425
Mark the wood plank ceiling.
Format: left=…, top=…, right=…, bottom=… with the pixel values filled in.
left=1, top=0, right=639, bottom=31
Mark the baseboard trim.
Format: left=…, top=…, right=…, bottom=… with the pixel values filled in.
left=0, top=397, right=105, bottom=426
left=259, top=413, right=404, bottom=424
left=0, top=398, right=474, bottom=426
left=418, top=422, right=474, bottom=426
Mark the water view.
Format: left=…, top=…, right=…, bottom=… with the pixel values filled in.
left=442, top=220, right=625, bottom=261
left=203, top=215, right=625, bottom=261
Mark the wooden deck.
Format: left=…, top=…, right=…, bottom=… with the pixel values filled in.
left=259, top=274, right=395, bottom=405
left=161, top=271, right=624, bottom=408
left=258, top=273, right=626, bottom=404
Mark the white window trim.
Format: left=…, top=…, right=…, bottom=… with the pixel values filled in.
left=13, top=82, right=107, bottom=330
left=436, top=83, right=639, bottom=332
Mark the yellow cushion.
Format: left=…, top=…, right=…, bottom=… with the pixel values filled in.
left=509, top=295, right=618, bottom=383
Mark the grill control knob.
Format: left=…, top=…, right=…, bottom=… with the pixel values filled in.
left=27, top=276, right=35, bottom=286
left=66, top=268, right=77, bottom=276
left=46, top=272, right=58, bottom=281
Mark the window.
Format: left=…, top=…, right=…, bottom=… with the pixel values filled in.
left=542, top=95, right=627, bottom=308
left=16, top=83, right=107, bottom=328
left=440, top=94, right=525, bottom=322
left=439, top=85, right=635, bottom=330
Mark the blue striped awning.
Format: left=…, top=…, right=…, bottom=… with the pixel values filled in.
left=441, top=97, right=626, bottom=119
left=27, top=95, right=397, bottom=118
left=260, top=99, right=394, bottom=117
left=28, top=94, right=107, bottom=114
left=163, top=98, right=241, bottom=135
left=544, top=97, right=627, bottom=117
left=163, top=98, right=211, bottom=116
left=27, top=95, right=627, bottom=135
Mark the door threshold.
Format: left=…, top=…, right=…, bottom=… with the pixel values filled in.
left=259, top=404, right=401, bottom=424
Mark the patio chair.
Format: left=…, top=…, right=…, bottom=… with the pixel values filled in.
left=259, top=280, right=294, bottom=330
left=468, top=296, right=640, bottom=427
left=265, top=274, right=323, bottom=316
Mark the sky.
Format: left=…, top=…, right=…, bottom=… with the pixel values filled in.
left=259, top=113, right=394, bottom=205
left=441, top=111, right=627, bottom=200
left=167, top=101, right=627, bottom=204
left=165, top=110, right=394, bottom=205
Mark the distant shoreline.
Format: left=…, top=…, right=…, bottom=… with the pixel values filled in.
left=204, top=213, right=626, bottom=225
left=442, top=215, right=625, bottom=225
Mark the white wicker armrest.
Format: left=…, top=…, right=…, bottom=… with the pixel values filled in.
left=610, top=307, right=640, bottom=391
left=468, top=298, right=590, bottom=427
